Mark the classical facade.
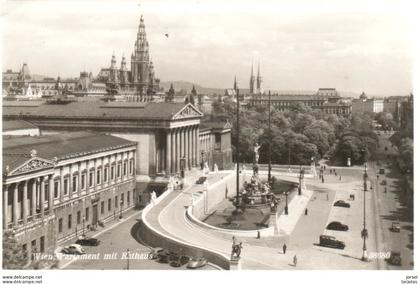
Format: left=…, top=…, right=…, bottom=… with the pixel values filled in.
left=352, top=92, right=384, bottom=114
left=3, top=132, right=137, bottom=255
left=3, top=100, right=233, bottom=206
left=97, top=15, right=160, bottom=101
left=247, top=88, right=352, bottom=116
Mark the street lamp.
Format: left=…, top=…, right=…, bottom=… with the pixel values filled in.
left=180, top=156, right=186, bottom=178
left=82, top=216, right=86, bottom=237
left=284, top=191, right=289, bottom=215
left=361, top=163, right=369, bottom=261
left=200, top=150, right=205, bottom=170
left=268, top=90, right=272, bottom=186
left=298, top=166, right=305, bottom=195
left=119, top=200, right=123, bottom=219
left=126, top=248, right=130, bottom=270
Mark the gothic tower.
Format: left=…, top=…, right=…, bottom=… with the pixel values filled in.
left=249, top=63, right=256, bottom=94
left=109, top=53, right=119, bottom=84
left=120, top=54, right=129, bottom=88
left=131, top=15, right=150, bottom=101
left=256, top=62, right=263, bottom=94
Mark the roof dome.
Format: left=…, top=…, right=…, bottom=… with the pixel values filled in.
left=360, top=92, right=367, bottom=99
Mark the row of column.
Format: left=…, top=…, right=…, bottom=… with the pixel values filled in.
left=3, top=175, right=54, bottom=229
left=165, top=125, right=200, bottom=174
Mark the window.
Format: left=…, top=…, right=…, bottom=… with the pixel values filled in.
left=68, top=214, right=72, bottom=229
left=63, top=178, right=69, bottom=195
left=58, top=218, right=63, bottom=233
left=111, top=166, right=115, bottom=180
left=31, top=240, right=37, bottom=254
left=117, top=164, right=121, bottom=178
left=121, top=193, right=124, bottom=207
left=129, top=160, right=134, bottom=175
left=81, top=174, right=86, bottom=190
left=108, top=198, right=111, bottom=212
left=104, top=167, right=108, bottom=182
left=22, top=244, right=28, bottom=259
left=127, top=191, right=130, bottom=205
left=89, top=171, right=94, bottom=187
left=96, top=169, right=101, bottom=185
left=115, top=196, right=118, bottom=208
left=123, top=162, right=127, bottom=176
left=77, top=211, right=81, bottom=225
left=72, top=176, right=78, bottom=192
left=85, top=207, right=89, bottom=221
left=101, top=201, right=104, bottom=214
left=54, top=181, right=59, bottom=198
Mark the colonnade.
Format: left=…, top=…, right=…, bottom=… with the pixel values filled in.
left=165, top=124, right=200, bottom=174
left=3, top=175, right=54, bottom=229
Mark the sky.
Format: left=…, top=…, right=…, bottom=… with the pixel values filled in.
left=1, top=0, right=417, bottom=95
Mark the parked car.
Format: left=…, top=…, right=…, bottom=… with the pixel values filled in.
left=61, top=244, right=86, bottom=255
left=334, top=200, right=350, bottom=208
left=75, top=236, right=100, bottom=246
left=148, top=247, right=163, bottom=260
left=179, top=255, right=190, bottom=265
left=187, top=257, right=208, bottom=269
left=391, top=222, right=401, bottom=232
left=386, top=251, right=402, bottom=266
left=326, top=221, right=349, bottom=231
left=379, top=168, right=385, bottom=174
left=319, top=235, right=345, bottom=249
left=170, top=260, right=182, bottom=267
left=196, top=177, right=207, bottom=184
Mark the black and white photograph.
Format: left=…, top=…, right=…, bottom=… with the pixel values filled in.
left=1, top=0, right=417, bottom=283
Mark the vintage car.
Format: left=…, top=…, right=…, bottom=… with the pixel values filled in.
left=390, top=222, right=401, bottom=232
left=75, top=236, right=100, bottom=246
left=61, top=244, right=86, bottom=255
left=319, top=235, right=345, bottom=250
left=386, top=251, right=402, bottom=266
left=187, top=257, right=208, bottom=269
left=333, top=200, right=351, bottom=208
left=196, top=177, right=207, bottom=184
left=326, top=221, right=349, bottom=231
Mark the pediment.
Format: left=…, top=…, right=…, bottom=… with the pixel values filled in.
left=9, top=157, right=55, bottom=176
left=172, top=103, right=203, bottom=120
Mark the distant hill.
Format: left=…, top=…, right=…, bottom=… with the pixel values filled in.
left=160, top=81, right=225, bottom=95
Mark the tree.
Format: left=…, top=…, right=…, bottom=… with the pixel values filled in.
left=3, top=230, right=28, bottom=269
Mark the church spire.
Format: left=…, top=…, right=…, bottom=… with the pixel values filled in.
left=233, top=75, right=238, bottom=91
left=250, top=61, right=256, bottom=94
left=257, top=61, right=263, bottom=94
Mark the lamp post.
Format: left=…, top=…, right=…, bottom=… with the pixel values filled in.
left=268, top=91, right=272, bottom=186
left=82, top=216, right=86, bottom=237
left=119, top=200, right=123, bottom=219
left=233, top=76, right=242, bottom=214
left=284, top=191, right=289, bottom=215
left=126, top=248, right=130, bottom=270
left=361, top=163, right=368, bottom=261
left=180, top=156, right=186, bottom=178
left=298, top=165, right=304, bottom=195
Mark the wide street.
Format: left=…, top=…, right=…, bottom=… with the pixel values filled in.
left=60, top=132, right=412, bottom=270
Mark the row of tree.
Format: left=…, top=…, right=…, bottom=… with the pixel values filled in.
left=211, top=98, right=360, bottom=165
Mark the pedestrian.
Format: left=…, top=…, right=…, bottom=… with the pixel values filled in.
left=257, top=230, right=261, bottom=239
left=322, top=176, right=324, bottom=183
left=293, top=255, right=297, bottom=266
left=335, top=172, right=337, bottom=176
left=326, top=193, right=329, bottom=201
left=305, top=208, right=308, bottom=215
left=330, top=169, right=332, bottom=174
left=384, top=187, right=387, bottom=193
left=339, top=175, right=342, bottom=181
left=282, top=243, right=287, bottom=254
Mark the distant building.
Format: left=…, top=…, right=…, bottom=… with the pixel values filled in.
left=3, top=132, right=137, bottom=255
left=247, top=88, right=351, bottom=116
left=97, top=15, right=160, bottom=101
left=3, top=120, right=40, bottom=136
left=352, top=92, right=384, bottom=114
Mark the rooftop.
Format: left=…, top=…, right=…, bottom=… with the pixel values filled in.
left=3, top=120, right=38, bottom=131
left=3, top=132, right=137, bottom=174
left=3, top=101, right=202, bottom=121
